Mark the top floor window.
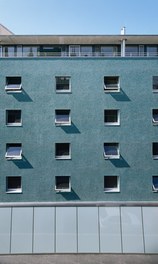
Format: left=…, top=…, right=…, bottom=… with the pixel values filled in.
left=23, top=46, right=38, bottom=57
left=69, top=45, right=80, bottom=56
left=147, top=46, right=157, bottom=56
left=56, top=76, right=71, bottom=93
left=5, top=76, right=22, bottom=93
left=104, top=76, right=120, bottom=92
left=80, top=46, right=92, bottom=56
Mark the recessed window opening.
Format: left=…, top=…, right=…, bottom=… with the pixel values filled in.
left=152, top=176, right=158, bottom=192
left=56, top=76, right=71, bottom=92
left=153, top=76, right=158, bottom=92
left=6, top=176, right=22, bottom=193
left=6, top=110, right=22, bottom=126
left=104, top=176, right=119, bottom=192
left=5, top=143, right=22, bottom=160
left=55, top=110, right=71, bottom=125
left=153, top=109, right=158, bottom=124
left=104, top=143, right=120, bottom=159
left=153, top=142, right=158, bottom=159
left=5, top=76, right=22, bottom=92
left=104, top=110, right=120, bottom=125
left=55, top=176, right=71, bottom=192
left=104, top=76, right=120, bottom=92
left=55, top=143, right=71, bottom=159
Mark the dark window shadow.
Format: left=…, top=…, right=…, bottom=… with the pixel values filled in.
left=110, top=88, right=131, bottom=101
left=12, top=156, right=33, bottom=169
left=57, top=188, right=80, bottom=200
left=12, top=89, right=33, bottom=102
left=60, top=122, right=81, bottom=134
left=109, top=155, right=130, bottom=168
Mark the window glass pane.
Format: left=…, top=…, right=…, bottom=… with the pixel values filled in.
left=56, top=77, right=70, bottom=91
left=104, top=110, right=118, bottom=123
left=6, top=177, right=22, bottom=192
left=23, top=46, right=38, bottom=57
left=80, top=46, right=92, bottom=56
left=55, top=110, right=70, bottom=123
left=153, top=109, right=158, bottom=122
left=104, top=143, right=118, bottom=156
left=55, top=143, right=70, bottom=158
left=7, top=110, right=21, bottom=124
left=3, top=46, right=15, bottom=57
left=69, top=45, right=80, bottom=56
left=153, top=76, right=158, bottom=91
left=153, top=176, right=158, bottom=190
left=147, top=46, right=157, bottom=56
left=56, top=176, right=70, bottom=190
left=153, top=143, right=158, bottom=156
left=104, top=176, right=119, bottom=192
left=125, top=46, right=138, bottom=56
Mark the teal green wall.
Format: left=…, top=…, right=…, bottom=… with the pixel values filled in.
left=0, top=57, right=158, bottom=202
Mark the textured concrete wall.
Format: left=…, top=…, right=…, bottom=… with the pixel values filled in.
left=0, top=57, right=158, bottom=202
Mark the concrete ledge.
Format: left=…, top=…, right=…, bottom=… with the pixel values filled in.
left=0, top=254, right=158, bottom=264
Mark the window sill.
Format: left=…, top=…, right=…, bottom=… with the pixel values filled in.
left=104, top=123, right=120, bottom=126
left=6, top=156, right=22, bottom=160
left=5, top=90, right=22, bottom=93
left=104, top=156, right=120, bottom=160
left=55, top=123, right=71, bottom=126
left=55, top=156, right=71, bottom=160
left=55, top=189, right=71, bottom=193
left=104, top=189, right=120, bottom=193
left=6, top=190, right=22, bottom=194
left=56, top=91, right=71, bottom=94
left=6, top=124, right=22, bottom=127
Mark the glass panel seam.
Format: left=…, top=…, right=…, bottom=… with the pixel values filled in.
left=141, top=207, right=146, bottom=253
left=119, top=207, right=123, bottom=253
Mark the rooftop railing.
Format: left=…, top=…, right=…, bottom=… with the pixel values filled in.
left=1, top=52, right=158, bottom=58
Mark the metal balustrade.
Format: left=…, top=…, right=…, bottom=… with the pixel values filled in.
left=0, top=51, right=158, bottom=58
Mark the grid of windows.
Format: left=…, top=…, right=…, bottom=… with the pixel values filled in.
left=3, top=73, right=158, bottom=195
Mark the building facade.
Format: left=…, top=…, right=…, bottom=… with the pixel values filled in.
left=0, top=25, right=158, bottom=253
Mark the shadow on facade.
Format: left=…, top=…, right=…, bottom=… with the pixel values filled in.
left=12, top=89, right=33, bottom=102
left=110, top=155, right=130, bottom=167
left=110, top=89, right=131, bottom=101
left=59, top=189, right=80, bottom=200
left=61, top=122, right=81, bottom=134
left=13, top=156, right=33, bottom=169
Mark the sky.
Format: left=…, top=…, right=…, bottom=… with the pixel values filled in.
left=0, top=0, right=158, bottom=35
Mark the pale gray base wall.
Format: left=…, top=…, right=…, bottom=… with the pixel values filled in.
left=0, top=205, right=158, bottom=254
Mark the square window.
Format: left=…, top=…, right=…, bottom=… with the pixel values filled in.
left=104, top=143, right=120, bottom=159
left=152, top=176, right=158, bottom=192
left=152, top=109, right=158, bottom=124
left=5, top=143, right=22, bottom=160
left=104, top=176, right=120, bottom=192
left=153, top=142, right=158, bottom=159
left=153, top=76, right=158, bottom=92
left=5, top=76, right=22, bottom=92
left=6, top=110, right=22, bottom=126
left=55, top=143, right=71, bottom=159
left=55, top=176, right=71, bottom=192
left=56, top=76, right=71, bottom=93
left=104, top=76, right=120, bottom=92
left=6, top=176, right=22, bottom=193
left=104, top=109, right=120, bottom=125
left=55, top=110, right=71, bottom=126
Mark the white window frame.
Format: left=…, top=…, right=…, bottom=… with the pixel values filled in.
left=104, top=109, right=120, bottom=126
left=104, top=76, right=120, bottom=92
left=5, top=76, right=22, bottom=93
left=5, top=144, right=22, bottom=160
left=152, top=109, right=158, bottom=125
left=6, top=176, right=22, bottom=193
left=152, top=176, right=158, bottom=192
left=55, top=176, right=71, bottom=192
left=104, top=143, right=120, bottom=159
left=104, top=176, right=120, bottom=192
left=6, top=109, right=22, bottom=127
left=55, top=143, right=71, bottom=160
left=55, top=109, right=71, bottom=126
left=55, top=76, right=71, bottom=93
